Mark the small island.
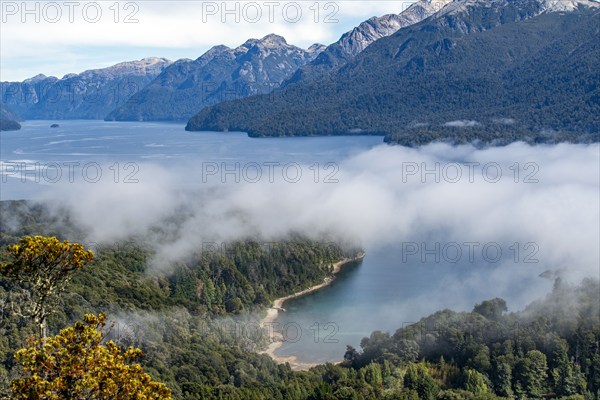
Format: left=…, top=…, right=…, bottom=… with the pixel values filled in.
left=50, top=123, right=60, bottom=128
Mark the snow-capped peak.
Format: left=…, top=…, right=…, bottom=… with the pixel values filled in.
left=23, top=73, right=50, bottom=83
left=539, top=0, right=599, bottom=11
left=336, top=0, right=453, bottom=56
left=307, top=43, right=326, bottom=53
left=436, top=0, right=598, bottom=17
left=259, top=33, right=288, bottom=46
left=403, top=0, right=455, bottom=18
left=64, top=58, right=172, bottom=80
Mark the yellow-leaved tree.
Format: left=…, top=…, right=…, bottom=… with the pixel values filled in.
left=1, top=236, right=172, bottom=398
left=11, top=313, right=172, bottom=399
left=0, top=235, right=94, bottom=339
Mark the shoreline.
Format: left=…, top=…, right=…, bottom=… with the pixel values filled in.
left=258, top=252, right=365, bottom=371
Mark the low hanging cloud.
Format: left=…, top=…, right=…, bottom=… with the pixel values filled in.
left=38, top=142, right=599, bottom=284
left=443, top=119, right=481, bottom=127
left=493, top=117, right=516, bottom=125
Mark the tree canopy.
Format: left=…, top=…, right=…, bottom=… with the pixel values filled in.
left=0, top=235, right=94, bottom=338
left=11, top=313, right=172, bottom=399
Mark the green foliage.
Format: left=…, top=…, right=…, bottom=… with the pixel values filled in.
left=362, top=362, right=383, bottom=387
left=1, top=200, right=599, bottom=399
left=0, top=201, right=357, bottom=398
left=473, top=298, right=507, bottom=321
left=403, top=363, right=440, bottom=400
left=351, top=279, right=599, bottom=400
left=491, top=356, right=513, bottom=397
left=463, top=369, right=490, bottom=395
left=552, top=338, right=578, bottom=397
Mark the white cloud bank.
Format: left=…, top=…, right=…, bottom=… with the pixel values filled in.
left=39, top=141, right=600, bottom=283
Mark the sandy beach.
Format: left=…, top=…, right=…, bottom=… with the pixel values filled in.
left=258, top=253, right=365, bottom=371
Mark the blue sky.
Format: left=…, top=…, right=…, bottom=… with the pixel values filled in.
left=0, top=1, right=417, bottom=81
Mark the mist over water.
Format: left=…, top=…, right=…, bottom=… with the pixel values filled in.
left=1, top=120, right=598, bottom=363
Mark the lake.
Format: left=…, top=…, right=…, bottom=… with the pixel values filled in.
left=270, top=243, right=554, bottom=364
left=0, top=120, right=381, bottom=200
left=1, top=120, right=582, bottom=364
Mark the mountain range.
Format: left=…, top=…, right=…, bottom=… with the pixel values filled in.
left=2, top=0, right=447, bottom=124
left=2, top=0, right=598, bottom=146
left=1, top=58, right=171, bottom=120
left=105, top=34, right=324, bottom=121
left=186, top=0, right=600, bottom=145
left=283, top=0, right=453, bottom=87
left=108, top=0, right=451, bottom=121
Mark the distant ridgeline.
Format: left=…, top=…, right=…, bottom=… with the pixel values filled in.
left=186, top=0, right=600, bottom=146
left=0, top=58, right=172, bottom=120
left=1, top=199, right=599, bottom=399
left=0, top=36, right=323, bottom=123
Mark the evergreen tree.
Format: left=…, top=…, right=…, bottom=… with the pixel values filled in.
left=551, top=338, right=577, bottom=396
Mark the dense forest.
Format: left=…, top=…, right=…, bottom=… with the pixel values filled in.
left=0, top=200, right=598, bottom=399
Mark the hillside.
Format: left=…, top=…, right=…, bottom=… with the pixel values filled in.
left=283, top=0, right=453, bottom=87
left=0, top=106, right=21, bottom=131
left=187, top=0, right=600, bottom=146
left=1, top=199, right=597, bottom=398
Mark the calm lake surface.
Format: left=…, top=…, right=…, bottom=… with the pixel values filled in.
left=0, top=120, right=554, bottom=363
left=0, top=120, right=381, bottom=199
